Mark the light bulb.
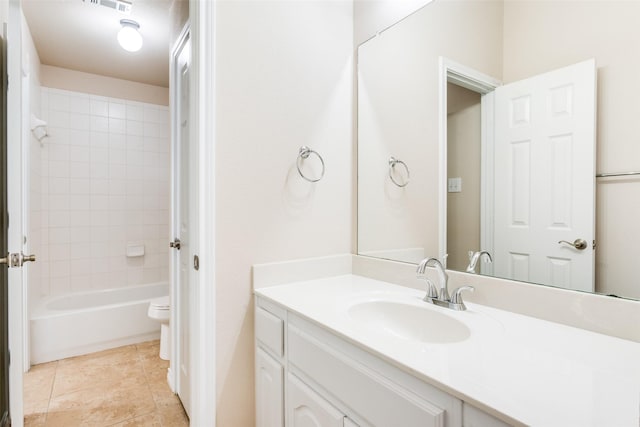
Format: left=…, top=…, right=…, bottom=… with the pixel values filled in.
left=118, top=20, right=143, bottom=52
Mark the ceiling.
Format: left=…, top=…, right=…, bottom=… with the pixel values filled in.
left=22, top=0, right=172, bottom=88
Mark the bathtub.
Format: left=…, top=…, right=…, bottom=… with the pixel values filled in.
left=30, top=282, right=169, bottom=364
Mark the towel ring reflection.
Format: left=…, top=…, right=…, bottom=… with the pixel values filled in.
left=389, top=157, right=410, bottom=187
left=296, top=146, right=325, bottom=183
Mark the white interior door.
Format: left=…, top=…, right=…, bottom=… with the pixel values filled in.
left=173, top=30, right=194, bottom=418
left=492, top=59, right=596, bottom=291
left=7, top=0, right=24, bottom=423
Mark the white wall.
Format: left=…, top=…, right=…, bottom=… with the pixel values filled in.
left=40, top=65, right=169, bottom=106
left=213, top=1, right=353, bottom=425
left=353, top=0, right=432, bottom=46
left=36, top=87, right=170, bottom=298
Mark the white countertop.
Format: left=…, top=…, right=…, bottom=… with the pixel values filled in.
left=255, top=274, right=640, bottom=427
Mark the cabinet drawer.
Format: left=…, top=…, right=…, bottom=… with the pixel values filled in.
left=256, top=307, right=284, bottom=357
left=289, top=324, right=446, bottom=427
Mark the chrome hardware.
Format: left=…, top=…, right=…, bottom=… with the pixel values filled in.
left=558, top=238, right=588, bottom=250
left=417, top=257, right=450, bottom=302
left=22, top=254, right=36, bottom=264
left=1, top=253, right=36, bottom=267
left=169, top=238, right=181, bottom=250
left=193, top=255, right=200, bottom=271
left=419, top=278, right=439, bottom=302
left=417, top=256, right=474, bottom=311
left=450, top=286, right=474, bottom=311
left=466, top=250, right=492, bottom=274
left=388, top=157, right=410, bottom=187
left=296, top=146, right=325, bottom=183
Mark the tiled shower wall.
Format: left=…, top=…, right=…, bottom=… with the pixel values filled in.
left=38, top=87, right=170, bottom=298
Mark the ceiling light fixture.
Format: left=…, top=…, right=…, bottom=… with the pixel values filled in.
left=118, top=19, right=143, bottom=52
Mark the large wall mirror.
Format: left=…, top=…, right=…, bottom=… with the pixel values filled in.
left=357, top=0, right=640, bottom=300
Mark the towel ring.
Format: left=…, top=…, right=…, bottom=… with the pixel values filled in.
left=296, top=146, right=325, bottom=183
left=388, top=157, right=410, bottom=187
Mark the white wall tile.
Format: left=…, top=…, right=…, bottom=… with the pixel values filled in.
left=91, top=117, right=109, bottom=133
left=68, top=113, right=91, bottom=131
left=48, top=93, right=70, bottom=112
left=108, top=102, right=126, bottom=119
left=109, top=118, right=126, bottom=134
left=69, top=130, right=90, bottom=146
left=126, top=120, right=144, bottom=136
left=90, top=99, right=109, bottom=117
left=69, top=162, right=91, bottom=179
left=126, top=104, right=144, bottom=121
left=41, top=86, right=171, bottom=296
left=49, top=110, right=70, bottom=128
left=109, top=134, right=126, bottom=150
left=69, top=96, right=91, bottom=114
left=90, top=132, right=109, bottom=148
left=69, top=146, right=91, bottom=163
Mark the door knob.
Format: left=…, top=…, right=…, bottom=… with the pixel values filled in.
left=0, top=253, right=36, bottom=267
left=169, top=238, right=181, bottom=250
left=558, top=239, right=588, bottom=250
left=22, top=254, right=36, bottom=263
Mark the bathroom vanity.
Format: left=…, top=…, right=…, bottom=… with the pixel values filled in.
left=254, top=274, right=640, bottom=427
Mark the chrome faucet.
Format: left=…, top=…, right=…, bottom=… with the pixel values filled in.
left=417, top=256, right=474, bottom=311
left=466, top=250, right=492, bottom=274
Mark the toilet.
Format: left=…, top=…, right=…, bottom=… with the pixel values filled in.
left=148, top=296, right=170, bottom=360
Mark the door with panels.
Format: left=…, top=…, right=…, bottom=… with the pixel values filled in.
left=492, top=59, right=596, bottom=291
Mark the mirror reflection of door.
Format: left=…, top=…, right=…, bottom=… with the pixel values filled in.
left=491, top=59, right=596, bottom=292
left=0, top=31, right=10, bottom=427
left=446, top=60, right=596, bottom=292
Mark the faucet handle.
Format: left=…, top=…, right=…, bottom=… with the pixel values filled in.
left=419, top=278, right=438, bottom=301
left=450, top=285, right=475, bottom=310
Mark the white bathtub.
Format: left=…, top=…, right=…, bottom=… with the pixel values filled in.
left=30, top=282, right=169, bottom=364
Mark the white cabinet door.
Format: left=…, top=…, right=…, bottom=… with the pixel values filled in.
left=256, top=348, right=284, bottom=427
left=288, top=373, right=345, bottom=427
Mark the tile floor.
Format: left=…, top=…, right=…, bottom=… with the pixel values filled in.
left=23, top=340, right=189, bottom=426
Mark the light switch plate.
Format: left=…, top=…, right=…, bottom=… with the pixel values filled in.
left=448, top=177, right=462, bottom=193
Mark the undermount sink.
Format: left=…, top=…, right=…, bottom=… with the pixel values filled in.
left=348, top=300, right=471, bottom=344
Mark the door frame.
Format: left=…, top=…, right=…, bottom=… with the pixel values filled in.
left=5, top=1, right=217, bottom=425
left=437, top=57, right=501, bottom=267
left=183, top=1, right=216, bottom=425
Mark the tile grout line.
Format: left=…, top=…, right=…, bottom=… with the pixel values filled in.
left=42, top=360, right=58, bottom=424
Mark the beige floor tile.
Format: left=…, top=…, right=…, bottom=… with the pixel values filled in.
left=48, top=383, right=156, bottom=427
left=158, top=403, right=189, bottom=427
left=25, top=341, right=188, bottom=427
left=24, top=411, right=47, bottom=427
left=52, top=354, right=147, bottom=397
left=111, top=412, right=163, bottom=427
left=24, top=361, right=57, bottom=404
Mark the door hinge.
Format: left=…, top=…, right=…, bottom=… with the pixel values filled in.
left=193, top=255, right=199, bottom=271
